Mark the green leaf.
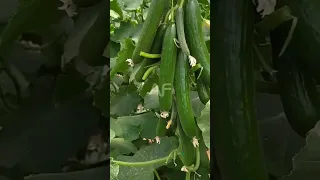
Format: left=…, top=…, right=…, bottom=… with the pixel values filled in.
left=118, top=0, right=143, bottom=11
left=281, top=120, right=320, bottom=180
left=110, top=0, right=123, bottom=19
left=144, top=86, right=159, bottom=109
left=110, top=38, right=135, bottom=79
left=110, top=112, right=158, bottom=141
left=110, top=84, right=140, bottom=116
left=110, top=129, right=116, bottom=142
left=111, top=22, right=142, bottom=43
left=0, top=0, right=63, bottom=56
left=111, top=138, right=138, bottom=155
left=116, top=136, right=178, bottom=180
left=62, top=1, right=108, bottom=66
left=190, top=91, right=205, bottom=117
left=196, top=101, right=210, bottom=148
left=111, top=163, right=120, bottom=180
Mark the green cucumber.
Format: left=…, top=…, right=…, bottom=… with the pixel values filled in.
left=195, top=125, right=210, bottom=169
left=156, top=117, right=168, bottom=137
left=212, top=0, right=269, bottom=179
left=185, top=0, right=210, bottom=86
left=139, top=72, right=158, bottom=97
left=196, top=78, right=210, bottom=105
left=270, top=19, right=320, bottom=138
left=176, top=117, right=196, bottom=166
left=174, top=50, right=197, bottom=138
left=175, top=7, right=190, bottom=56
left=158, top=23, right=177, bottom=113
left=276, top=0, right=320, bottom=81
left=135, top=24, right=167, bottom=82
left=131, top=0, right=168, bottom=64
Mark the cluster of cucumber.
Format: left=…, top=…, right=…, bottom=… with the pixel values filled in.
left=131, top=0, right=210, bottom=177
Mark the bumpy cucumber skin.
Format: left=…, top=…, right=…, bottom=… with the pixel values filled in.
left=131, top=0, right=167, bottom=64
left=185, top=0, right=210, bottom=86
left=174, top=51, right=197, bottom=138
left=270, top=20, right=320, bottom=138
left=135, top=24, right=167, bottom=82
left=196, top=79, right=210, bottom=105
left=177, top=117, right=196, bottom=166
left=212, top=0, right=269, bottom=179
left=158, top=23, right=177, bottom=112
left=175, top=7, right=190, bottom=56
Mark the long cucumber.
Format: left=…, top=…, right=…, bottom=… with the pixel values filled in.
left=131, top=0, right=168, bottom=64
left=212, top=0, right=269, bottom=179
left=158, top=23, right=177, bottom=113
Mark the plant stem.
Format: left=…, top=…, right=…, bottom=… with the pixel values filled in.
left=112, top=156, right=169, bottom=167
left=154, top=170, right=161, bottom=180
left=142, top=66, right=158, bottom=80
left=139, top=51, right=161, bottom=59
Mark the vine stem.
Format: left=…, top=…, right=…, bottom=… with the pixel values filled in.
left=139, top=51, right=161, bottom=58
left=154, top=170, right=161, bottom=180
left=112, top=156, right=169, bottom=167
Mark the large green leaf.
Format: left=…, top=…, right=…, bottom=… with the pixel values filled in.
left=110, top=84, right=140, bottom=116
left=115, top=136, right=178, bottom=180
left=110, top=112, right=158, bottom=141
left=110, top=138, right=138, bottom=155
left=196, top=101, right=210, bottom=148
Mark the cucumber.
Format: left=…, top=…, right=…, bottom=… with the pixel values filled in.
left=131, top=0, right=168, bottom=64
left=158, top=23, right=177, bottom=113
left=270, top=19, right=320, bottom=138
left=156, top=117, right=168, bottom=137
left=212, top=0, right=269, bottom=179
left=196, top=79, right=210, bottom=105
left=139, top=72, right=158, bottom=97
left=135, top=24, right=167, bottom=82
left=175, top=7, right=190, bottom=56
left=185, top=0, right=210, bottom=86
left=174, top=50, right=197, bottom=138
left=176, top=117, right=196, bottom=166
left=276, top=0, right=320, bottom=81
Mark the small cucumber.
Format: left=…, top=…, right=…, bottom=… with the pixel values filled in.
left=158, top=23, right=177, bottom=113
left=131, top=0, right=168, bottom=64
left=135, top=24, right=167, bottom=82
left=174, top=50, right=197, bottom=138
left=139, top=72, right=158, bottom=97
left=185, top=0, right=210, bottom=86
left=175, top=7, right=190, bottom=56
left=177, top=117, right=196, bottom=166
left=196, top=78, right=210, bottom=105
left=156, top=117, right=168, bottom=137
